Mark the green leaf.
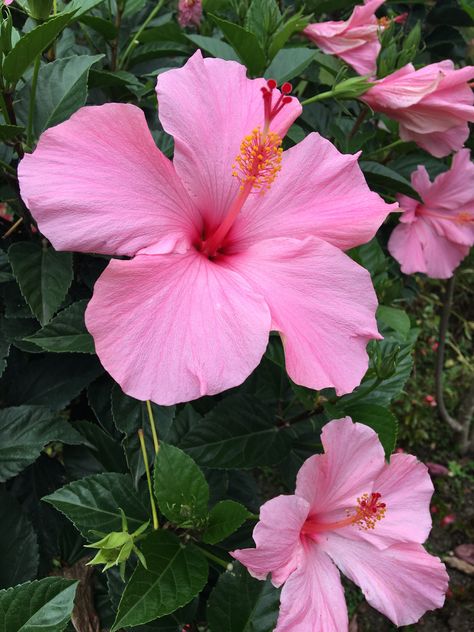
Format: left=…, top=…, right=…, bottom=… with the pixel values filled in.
left=112, top=531, right=208, bottom=631
left=360, top=161, right=420, bottom=200
left=0, top=124, right=25, bottom=142
left=178, top=395, right=291, bottom=469
left=27, top=55, right=104, bottom=136
left=154, top=443, right=209, bottom=528
left=0, top=578, right=78, bottom=632
left=0, top=405, right=88, bottom=482
left=338, top=403, right=398, bottom=458
left=377, top=306, right=411, bottom=338
left=0, top=490, right=39, bottom=589
left=3, top=12, right=74, bottom=84
left=58, top=0, right=106, bottom=18
left=245, top=0, right=281, bottom=54
left=43, top=472, right=149, bottom=540
left=111, top=385, right=175, bottom=438
left=207, top=562, right=280, bottom=632
left=186, top=34, right=239, bottom=61
left=24, top=300, right=94, bottom=353
left=209, top=14, right=266, bottom=76
left=268, top=10, right=310, bottom=60
left=265, top=48, right=315, bottom=83
left=80, top=15, right=117, bottom=40
left=8, top=242, right=73, bottom=326
left=0, top=328, right=10, bottom=378
left=202, top=500, right=249, bottom=545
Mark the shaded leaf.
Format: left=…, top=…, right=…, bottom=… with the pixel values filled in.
left=202, top=500, right=249, bottom=545
left=209, top=14, right=266, bottom=76
left=265, top=48, right=315, bottom=83
left=186, top=34, right=239, bottom=61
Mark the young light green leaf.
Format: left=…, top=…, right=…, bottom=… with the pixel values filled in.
left=202, top=500, right=249, bottom=545
left=8, top=242, right=73, bottom=326
left=377, top=305, right=411, bottom=338
left=0, top=405, right=87, bottom=482
left=112, top=531, right=208, bottom=631
left=154, top=443, right=209, bottom=528
left=3, top=12, right=74, bottom=84
left=25, top=300, right=94, bottom=353
left=43, top=472, right=149, bottom=540
left=0, top=578, right=78, bottom=632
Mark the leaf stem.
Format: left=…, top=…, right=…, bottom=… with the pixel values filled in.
left=138, top=429, right=159, bottom=530
left=195, top=545, right=233, bottom=570
left=301, top=88, right=339, bottom=106
left=365, top=138, right=405, bottom=159
left=146, top=400, right=159, bottom=455
left=118, top=0, right=165, bottom=69
left=27, top=56, right=41, bottom=146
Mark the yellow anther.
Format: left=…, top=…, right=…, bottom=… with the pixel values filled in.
left=232, top=127, right=283, bottom=194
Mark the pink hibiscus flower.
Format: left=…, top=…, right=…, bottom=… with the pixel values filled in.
left=362, top=60, right=474, bottom=157
left=18, top=51, right=395, bottom=405
left=388, top=149, right=474, bottom=278
left=178, top=0, right=202, bottom=28
left=303, top=0, right=386, bottom=77
left=233, top=418, right=448, bottom=631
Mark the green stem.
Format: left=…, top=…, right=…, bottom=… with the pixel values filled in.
left=301, top=88, right=339, bottom=106
left=138, top=429, right=159, bottom=530
left=27, top=56, right=41, bottom=146
left=365, top=138, right=405, bottom=159
left=146, top=400, right=159, bottom=455
left=196, top=545, right=232, bottom=570
left=0, top=92, right=10, bottom=124
left=118, top=0, right=165, bottom=69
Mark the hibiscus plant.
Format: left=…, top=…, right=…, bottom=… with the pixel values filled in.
left=0, top=1, right=472, bottom=631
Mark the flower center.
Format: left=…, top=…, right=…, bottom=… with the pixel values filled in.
left=418, top=207, right=474, bottom=225
left=301, top=492, right=387, bottom=536
left=199, top=79, right=293, bottom=258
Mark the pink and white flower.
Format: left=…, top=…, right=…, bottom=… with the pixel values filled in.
left=362, top=61, right=474, bottom=157
left=233, top=418, right=448, bottom=631
left=388, top=149, right=474, bottom=278
left=303, top=0, right=386, bottom=77
left=18, top=51, right=395, bottom=405
left=178, top=0, right=202, bottom=28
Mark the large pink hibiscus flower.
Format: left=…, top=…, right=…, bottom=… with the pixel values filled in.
left=18, top=51, right=395, bottom=405
left=389, top=149, right=474, bottom=278
left=233, top=418, right=448, bottom=631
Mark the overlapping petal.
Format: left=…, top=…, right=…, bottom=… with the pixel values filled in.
left=322, top=537, right=448, bottom=627
left=230, top=133, right=396, bottom=252
left=156, top=51, right=301, bottom=231
left=295, top=419, right=385, bottom=515
left=226, top=237, right=381, bottom=395
left=85, top=251, right=271, bottom=405
left=19, top=104, right=200, bottom=256
left=275, top=542, right=348, bottom=632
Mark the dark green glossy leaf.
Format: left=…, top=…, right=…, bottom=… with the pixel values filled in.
left=265, top=48, right=315, bottom=83
left=112, top=531, right=208, bottom=630
left=360, top=161, right=420, bottom=200
left=25, top=300, right=94, bottom=353
left=186, top=34, right=239, bottom=61
left=0, top=124, right=25, bottom=142
left=209, top=14, right=266, bottom=76
left=202, top=500, right=249, bottom=545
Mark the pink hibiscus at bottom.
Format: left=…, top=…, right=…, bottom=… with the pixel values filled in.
left=303, top=0, right=386, bottom=77
left=362, top=61, right=474, bottom=157
left=388, top=149, right=474, bottom=278
left=233, top=418, right=448, bottom=631
left=18, top=51, right=395, bottom=406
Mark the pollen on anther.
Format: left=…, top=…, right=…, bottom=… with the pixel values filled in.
left=232, top=127, right=283, bottom=194
left=353, top=492, right=387, bottom=531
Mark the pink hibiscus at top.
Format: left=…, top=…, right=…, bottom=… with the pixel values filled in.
left=303, top=0, right=386, bottom=77
left=18, top=51, right=395, bottom=406
left=178, top=0, right=202, bottom=28
left=3, top=1, right=13, bottom=5
left=233, top=418, right=448, bottom=631
left=362, top=60, right=474, bottom=157
left=388, top=149, right=474, bottom=278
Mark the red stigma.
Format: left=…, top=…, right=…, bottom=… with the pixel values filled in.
left=261, top=79, right=294, bottom=130
left=267, top=78, right=277, bottom=90
left=281, top=82, right=292, bottom=94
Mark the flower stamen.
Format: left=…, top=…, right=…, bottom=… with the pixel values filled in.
left=232, top=127, right=283, bottom=194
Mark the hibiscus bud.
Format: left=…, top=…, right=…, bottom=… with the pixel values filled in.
left=426, top=462, right=449, bottom=477
left=373, top=344, right=400, bottom=380
left=27, top=0, right=53, bottom=20
left=332, top=76, right=374, bottom=100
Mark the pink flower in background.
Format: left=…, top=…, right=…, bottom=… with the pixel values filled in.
left=18, top=51, right=394, bottom=406
left=362, top=61, right=474, bottom=157
left=388, top=149, right=474, bottom=278
left=303, top=0, right=386, bottom=76
left=233, top=418, right=448, bottom=631
left=178, top=0, right=202, bottom=28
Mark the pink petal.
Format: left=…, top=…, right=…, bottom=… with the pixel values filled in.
left=363, top=63, right=443, bottom=109
left=388, top=218, right=469, bottom=278
left=295, top=418, right=385, bottom=515
left=85, top=250, right=271, bottom=405
left=400, top=122, right=470, bottom=158
left=230, top=133, right=395, bottom=252
left=18, top=104, right=200, bottom=256
left=156, top=51, right=301, bottom=231
left=411, top=165, right=433, bottom=200
left=322, top=536, right=448, bottom=626
left=353, top=453, right=434, bottom=549
left=338, top=39, right=381, bottom=76
left=231, top=495, right=310, bottom=586
left=347, top=0, right=386, bottom=28
left=226, top=237, right=381, bottom=395
left=422, top=149, right=474, bottom=211
left=275, top=541, right=348, bottom=632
